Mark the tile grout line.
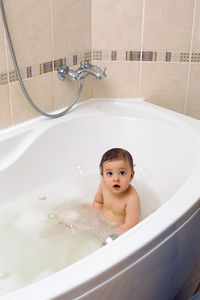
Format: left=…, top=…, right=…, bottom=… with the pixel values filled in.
left=91, top=0, right=94, bottom=98
left=184, top=0, right=196, bottom=115
left=3, top=22, right=14, bottom=126
left=50, top=0, right=56, bottom=111
left=138, top=0, right=146, bottom=98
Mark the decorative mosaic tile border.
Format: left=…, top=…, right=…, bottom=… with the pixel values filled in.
left=1, top=50, right=200, bottom=86
left=92, top=50, right=200, bottom=63
left=0, top=72, right=7, bottom=85
left=0, top=51, right=91, bottom=86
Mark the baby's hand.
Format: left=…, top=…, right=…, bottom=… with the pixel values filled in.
left=117, top=223, right=130, bottom=232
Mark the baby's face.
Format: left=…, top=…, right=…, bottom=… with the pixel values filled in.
left=102, top=159, right=134, bottom=194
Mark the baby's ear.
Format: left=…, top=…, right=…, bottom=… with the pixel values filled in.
left=130, top=170, right=135, bottom=181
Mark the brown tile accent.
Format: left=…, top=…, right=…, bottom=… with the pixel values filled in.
left=166, top=52, right=171, bottom=62
left=126, top=51, right=140, bottom=61
left=43, top=61, right=53, bottom=73
left=54, top=59, right=63, bottom=70
left=111, top=51, right=117, bottom=60
left=133, top=51, right=141, bottom=61
left=73, top=55, right=78, bottom=65
left=142, top=51, right=153, bottom=61
left=26, top=66, right=32, bottom=78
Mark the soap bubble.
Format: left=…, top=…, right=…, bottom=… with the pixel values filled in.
left=0, top=271, right=9, bottom=280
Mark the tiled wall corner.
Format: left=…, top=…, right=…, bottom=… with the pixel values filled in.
left=0, top=84, right=12, bottom=129
left=0, top=13, right=12, bottom=129
left=186, top=64, right=200, bottom=119
left=140, top=63, right=189, bottom=113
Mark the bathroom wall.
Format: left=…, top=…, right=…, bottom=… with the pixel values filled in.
left=92, top=0, right=200, bottom=120
left=0, top=0, right=200, bottom=131
left=0, top=0, right=92, bottom=130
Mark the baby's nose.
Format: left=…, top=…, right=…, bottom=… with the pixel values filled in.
left=113, top=174, right=119, bottom=181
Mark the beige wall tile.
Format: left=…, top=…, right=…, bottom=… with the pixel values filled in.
left=53, top=71, right=92, bottom=110
left=4, top=0, right=53, bottom=70
left=140, top=63, right=188, bottom=113
left=92, top=0, right=143, bottom=50
left=143, top=0, right=195, bottom=51
left=52, top=0, right=91, bottom=59
left=186, top=64, right=200, bottom=119
left=192, top=0, right=200, bottom=51
left=10, top=73, right=55, bottom=124
left=0, top=84, right=12, bottom=130
left=0, top=13, right=7, bottom=73
left=92, top=61, right=140, bottom=98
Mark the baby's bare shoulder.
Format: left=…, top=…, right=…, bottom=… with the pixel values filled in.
left=98, top=180, right=104, bottom=194
left=127, top=185, right=140, bottom=202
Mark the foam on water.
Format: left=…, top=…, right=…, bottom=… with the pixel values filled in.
left=0, top=173, right=161, bottom=296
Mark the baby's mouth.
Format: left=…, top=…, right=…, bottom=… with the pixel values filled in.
left=113, top=184, right=120, bottom=190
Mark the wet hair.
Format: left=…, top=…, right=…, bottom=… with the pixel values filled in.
left=99, top=148, right=134, bottom=174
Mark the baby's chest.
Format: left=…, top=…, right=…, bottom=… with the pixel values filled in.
left=103, top=193, right=126, bottom=211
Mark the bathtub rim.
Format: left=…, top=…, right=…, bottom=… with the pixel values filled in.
left=0, top=97, right=200, bottom=300
left=1, top=97, right=200, bottom=138
left=1, top=97, right=200, bottom=174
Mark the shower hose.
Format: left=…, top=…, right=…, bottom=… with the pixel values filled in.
left=0, top=0, right=83, bottom=119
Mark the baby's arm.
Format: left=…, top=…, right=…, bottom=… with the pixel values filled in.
left=92, top=181, right=104, bottom=212
left=117, top=190, right=141, bottom=232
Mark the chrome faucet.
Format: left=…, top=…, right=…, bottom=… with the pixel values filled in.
left=58, top=61, right=107, bottom=84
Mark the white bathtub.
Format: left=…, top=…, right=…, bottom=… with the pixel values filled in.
left=0, top=98, right=200, bottom=300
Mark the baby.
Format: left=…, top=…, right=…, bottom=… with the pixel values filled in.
left=92, top=148, right=141, bottom=232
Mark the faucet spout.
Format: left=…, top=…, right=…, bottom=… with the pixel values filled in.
left=79, top=62, right=107, bottom=79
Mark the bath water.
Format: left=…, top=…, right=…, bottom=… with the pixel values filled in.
left=0, top=174, right=160, bottom=296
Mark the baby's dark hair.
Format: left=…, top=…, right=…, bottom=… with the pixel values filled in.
left=99, top=148, right=134, bottom=174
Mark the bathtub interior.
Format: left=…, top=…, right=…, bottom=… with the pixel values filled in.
left=0, top=99, right=199, bottom=298
left=0, top=112, right=197, bottom=204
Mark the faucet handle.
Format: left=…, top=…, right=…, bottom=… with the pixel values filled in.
left=58, top=66, right=69, bottom=80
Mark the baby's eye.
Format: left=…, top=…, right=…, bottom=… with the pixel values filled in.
left=119, top=171, right=126, bottom=176
left=107, top=171, right=113, bottom=176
